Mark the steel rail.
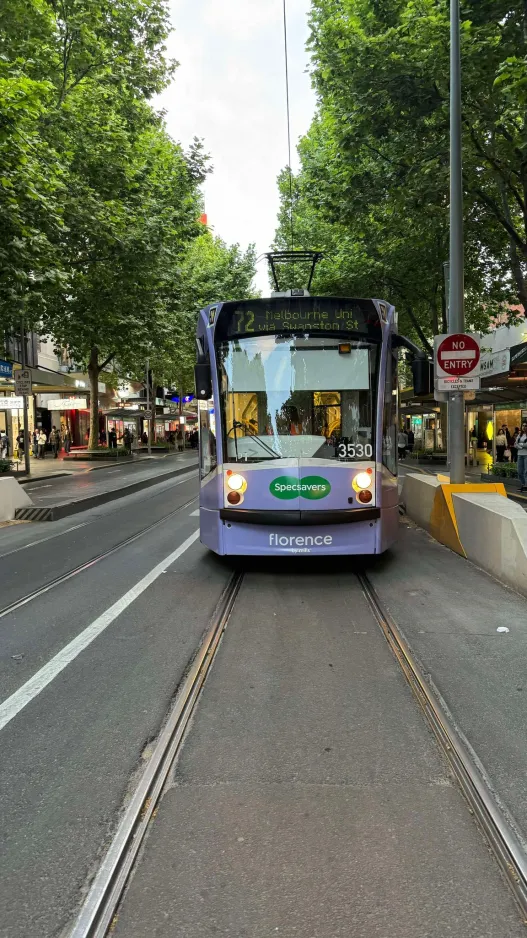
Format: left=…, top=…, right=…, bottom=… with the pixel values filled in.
left=68, top=572, right=243, bottom=938
left=0, top=484, right=198, bottom=621
left=358, top=571, right=527, bottom=918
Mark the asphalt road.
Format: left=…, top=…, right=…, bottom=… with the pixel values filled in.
left=1, top=475, right=526, bottom=938
left=0, top=469, right=233, bottom=938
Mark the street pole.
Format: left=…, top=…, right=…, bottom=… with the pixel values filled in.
left=443, top=261, right=451, bottom=468
left=448, top=0, right=465, bottom=483
left=20, top=319, right=30, bottom=476
left=145, top=359, right=151, bottom=456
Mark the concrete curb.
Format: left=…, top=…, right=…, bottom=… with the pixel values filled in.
left=15, top=462, right=198, bottom=522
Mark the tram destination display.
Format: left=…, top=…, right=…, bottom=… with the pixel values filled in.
left=216, top=297, right=383, bottom=339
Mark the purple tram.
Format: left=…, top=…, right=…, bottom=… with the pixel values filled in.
left=194, top=293, right=418, bottom=557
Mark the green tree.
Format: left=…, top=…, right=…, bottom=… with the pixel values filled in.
left=148, top=231, right=258, bottom=397
left=276, top=0, right=527, bottom=346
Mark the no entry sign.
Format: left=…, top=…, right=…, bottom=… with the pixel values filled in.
left=434, top=332, right=481, bottom=391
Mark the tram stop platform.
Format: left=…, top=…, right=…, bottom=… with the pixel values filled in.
left=110, top=520, right=527, bottom=938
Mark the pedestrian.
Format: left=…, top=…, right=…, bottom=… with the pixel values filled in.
left=63, top=427, right=71, bottom=454
left=517, top=423, right=527, bottom=491
left=123, top=427, right=132, bottom=453
left=407, top=429, right=415, bottom=453
left=108, top=427, right=117, bottom=449
left=141, top=430, right=148, bottom=445
left=495, top=428, right=507, bottom=463
left=0, top=431, right=8, bottom=459
left=31, top=429, right=38, bottom=457
left=397, top=429, right=408, bottom=459
left=17, top=431, right=24, bottom=455
left=37, top=429, right=47, bottom=459
left=49, top=425, right=61, bottom=458
left=512, top=426, right=520, bottom=463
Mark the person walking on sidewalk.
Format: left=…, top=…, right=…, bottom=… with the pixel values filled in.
left=496, top=428, right=507, bottom=462
left=517, top=423, right=527, bottom=491
left=49, top=426, right=61, bottom=458
left=397, top=429, right=408, bottom=460
left=512, top=426, right=520, bottom=464
left=63, top=427, right=71, bottom=454
left=37, top=429, right=47, bottom=459
left=31, top=429, right=38, bottom=457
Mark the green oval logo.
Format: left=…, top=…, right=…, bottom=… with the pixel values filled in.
left=269, top=475, right=331, bottom=500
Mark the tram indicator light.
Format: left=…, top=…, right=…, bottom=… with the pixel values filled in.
left=358, top=490, right=373, bottom=503
left=339, top=343, right=351, bottom=354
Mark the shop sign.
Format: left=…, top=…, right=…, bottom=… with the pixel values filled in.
left=480, top=348, right=510, bottom=378
left=0, top=396, right=24, bottom=409
left=48, top=397, right=87, bottom=410
left=0, top=360, right=13, bottom=378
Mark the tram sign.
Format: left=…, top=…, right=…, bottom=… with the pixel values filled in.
left=434, top=332, right=481, bottom=391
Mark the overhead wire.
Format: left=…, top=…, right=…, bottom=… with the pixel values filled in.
left=282, top=0, right=295, bottom=257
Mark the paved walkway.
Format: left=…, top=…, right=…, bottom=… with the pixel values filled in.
left=10, top=449, right=195, bottom=483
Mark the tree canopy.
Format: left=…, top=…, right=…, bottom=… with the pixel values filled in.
left=275, top=0, right=527, bottom=346
left=0, top=0, right=256, bottom=446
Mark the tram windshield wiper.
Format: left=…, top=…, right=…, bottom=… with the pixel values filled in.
left=229, top=422, right=281, bottom=459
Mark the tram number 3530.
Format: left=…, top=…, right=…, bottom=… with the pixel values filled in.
left=336, top=440, right=373, bottom=460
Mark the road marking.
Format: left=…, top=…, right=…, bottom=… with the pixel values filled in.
left=26, top=484, right=52, bottom=490
left=0, top=529, right=200, bottom=732
left=0, top=522, right=91, bottom=560
left=190, top=508, right=199, bottom=516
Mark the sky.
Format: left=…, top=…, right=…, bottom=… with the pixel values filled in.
left=157, top=0, right=316, bottom=293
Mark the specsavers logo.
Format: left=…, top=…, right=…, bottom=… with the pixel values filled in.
left=269, top=475, right=331, bottom=500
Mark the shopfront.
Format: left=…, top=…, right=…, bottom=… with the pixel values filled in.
left=37, top=395, right=90, bottom=446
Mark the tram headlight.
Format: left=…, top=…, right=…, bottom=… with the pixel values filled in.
left=354, top=471, right=372, bottom=490
left=226, top=472, right=247, bottom=493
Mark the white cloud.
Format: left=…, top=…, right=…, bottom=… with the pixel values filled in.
left=158, top=0, right=315, bottom=293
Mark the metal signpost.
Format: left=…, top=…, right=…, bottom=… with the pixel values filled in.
left=145, top=360, right=151, bottom=455
left=448, top=0, right=465, bottom=483
left=18, top=323, right=31, bottom=476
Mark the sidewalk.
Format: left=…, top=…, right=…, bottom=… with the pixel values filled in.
left=16, top=451, right=198, bottom=521
left=10, top=449, right=193, bottom=484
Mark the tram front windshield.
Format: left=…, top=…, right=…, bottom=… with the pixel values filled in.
left=218, top=334, right=378, bottom=463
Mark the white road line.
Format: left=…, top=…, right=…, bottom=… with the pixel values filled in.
left=190, top=508, right=199, bottom=516
left=26, top=484, right=52, bottom=490
left=0, top=529, right=200, bottom=733
left=0, top=521, right=90, bottom=560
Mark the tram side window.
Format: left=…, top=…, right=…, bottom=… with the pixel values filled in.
left=382, top=351, right=397, bottom=474
left=199, top=401, right=217, bottom=479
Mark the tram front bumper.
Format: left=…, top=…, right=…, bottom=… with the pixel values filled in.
left=200, top=507, right=383, bottom=556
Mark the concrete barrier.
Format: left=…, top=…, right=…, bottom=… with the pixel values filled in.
left=0, top=477, right=33, bottom=521
left=453, top=492, right=527, bottom=595
left=402, top=472, right=527, bottom=594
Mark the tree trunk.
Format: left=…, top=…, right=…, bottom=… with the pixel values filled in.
left=149, top=370, right=155, bottom=446
left=87, top=346, right=100, bottom=450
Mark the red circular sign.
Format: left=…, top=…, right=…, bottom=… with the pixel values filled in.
left=437, top=333, right=480, bottom=377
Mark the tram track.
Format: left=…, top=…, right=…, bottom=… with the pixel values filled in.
left=67, top=571, right=243, bottom=938
left=65, top=564, right=527, bottom=937
left=0, top=489, right=198, bottom=621
left=358, top=571, right=527, bottom=919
